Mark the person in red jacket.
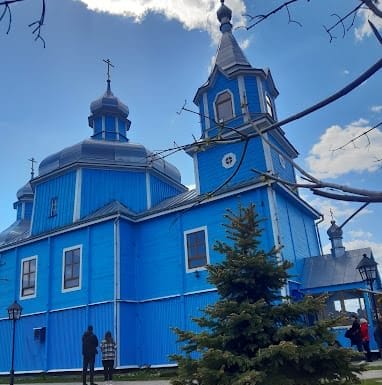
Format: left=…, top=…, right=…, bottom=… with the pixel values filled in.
left=360, top=318, right=373, bottom=362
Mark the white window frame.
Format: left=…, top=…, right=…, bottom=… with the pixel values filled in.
left=184, top=226, right=210, bottom=273
left=62, top=245, right=82, bottom=293
left=265, top=94, right=274, bottom=118
left=20, top=255, right=38, bottom=299
left=213, top=90, right=235, bottom=123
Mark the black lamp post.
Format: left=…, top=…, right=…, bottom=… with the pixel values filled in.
left=7, top=301, right=22, bottom=385
left=356, top=254, right=380, bottom=342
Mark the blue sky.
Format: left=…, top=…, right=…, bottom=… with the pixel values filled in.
left=0, top=0, right=381, bottom=260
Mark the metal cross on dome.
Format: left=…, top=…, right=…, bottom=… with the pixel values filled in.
left=103, top=58, right=114, bottom=81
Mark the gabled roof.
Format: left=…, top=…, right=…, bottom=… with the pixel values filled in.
left=301, top=248, right=375, bottom=290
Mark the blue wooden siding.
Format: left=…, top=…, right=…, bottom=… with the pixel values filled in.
left=80, top=169, right=147, bottom=217
left=119, top=302, right=138, bottom=366
left=275, top=191, right=320, bottom=278
left=197, top=137, right=266, bottom=194
left=244, top=76, right=261, bottom=114
left=119, top=219, right=136, bottom=299
left=268, top=135, right=296, bottom=183
left=205, top=72, right=244, bottom=136
left=32, top=171, right=76, bottom=235
left=150, top=175, right=183, bottom=207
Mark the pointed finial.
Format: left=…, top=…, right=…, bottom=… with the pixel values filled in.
left=330, top=208, right=335, bottom=222
left=28, top=157, right=37, bottom=179
left=103, top=58, right=115, bottom=95
left=217, top=0, right=232, bottom=32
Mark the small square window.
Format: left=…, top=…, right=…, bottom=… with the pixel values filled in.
left=50, top=197, right=58, bottom=217
left=20, top=256, right=37, bottom=298
left=184, top=227, right=209, bottom=272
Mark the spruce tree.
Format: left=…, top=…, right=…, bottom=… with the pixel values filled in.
left=171, top=203, right=362, bottom=385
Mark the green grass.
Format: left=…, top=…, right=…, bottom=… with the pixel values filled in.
left=361, top=380, right=382, bottom=385
left=0, top=368, right=177, bottom=384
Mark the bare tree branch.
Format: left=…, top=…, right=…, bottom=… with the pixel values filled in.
left=0, top=0, right=46, bottom=46
left=361, top=0, right=382, bottom=17
left=332, top=121, right=382, bottom=151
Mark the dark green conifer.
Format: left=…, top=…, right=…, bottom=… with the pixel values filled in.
left=171, top=203, right=362, bottom=385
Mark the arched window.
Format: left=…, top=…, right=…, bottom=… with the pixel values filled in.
left=265, top=94, right=274, bottom=118
left=215, top=91, right=234, bottom=122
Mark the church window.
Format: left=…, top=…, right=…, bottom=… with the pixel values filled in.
left=222, top=152, right=237, bottom=169
left=50, top=197, right=58, bottom=217
left=62, top=246, right=82, bottom=292
left=184, top=227, right=209, bottom=271
left=215, top=91, right=234, bottom=122
left=20, top=256, right=37, bottom=298
left=265, top=94, right=274, bottom=118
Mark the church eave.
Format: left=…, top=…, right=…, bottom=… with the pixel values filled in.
left=193, top=66, right=279, bottom=105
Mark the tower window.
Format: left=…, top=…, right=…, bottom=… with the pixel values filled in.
left=62, top=246, right=82, bottom=292
left=265, top=94, right=274, bottom=118
left=215, top=91, right=234, bottom=122
left=20, top=256, right=37, bottom=298
left=184, top=227, right=209, bottom=271
left=50, top=197, right=58, bottom=217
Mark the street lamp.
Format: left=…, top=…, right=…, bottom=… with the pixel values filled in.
left=356, top=254, right=381, bottom=352
left=7, top=301, right=22, bottom=385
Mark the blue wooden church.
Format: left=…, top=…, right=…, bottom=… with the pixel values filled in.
left=0, top=0, right=380, bottom=374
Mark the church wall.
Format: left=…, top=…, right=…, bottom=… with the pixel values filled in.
left=119, top=219, right=136, bottom=299
left=80, top=169, right=147, bottom=217
left=244, top=76, right=261, bottom=115
left=275, top=191, right=320, bottom=279
left=32, top=171, right=76, bottom=235
left=196, top=137, right=267, bottom=194
left=119, top=302, right=138, bottom=367
left=206, top=72, right=244, bottom=130
left=268, top=135, right=296, bottom=184
left=150, top=175, right=184, bottom=208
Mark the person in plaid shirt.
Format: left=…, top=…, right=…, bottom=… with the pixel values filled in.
left=100, top=331, right=117, bottom=385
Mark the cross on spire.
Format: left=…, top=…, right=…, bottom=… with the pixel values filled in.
left=103, top=58, right=114, bottom=81
left=330, top=208, right=335, bottom=222
left=28, top=157, right=37, bottom=179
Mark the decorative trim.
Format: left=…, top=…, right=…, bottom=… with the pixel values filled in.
left=203, top=93, right=210, bottom=134
left=146, top=172, right=151, bottom=209
left=61, top=244, right=82, bottom=293
left=184, top=226, right=210, bottom=273
left=19, top=255, right=38, bottom=299
left=73, top=168, right=82, bottom=222
left=213, top=89, right=236, bottom=123
left=222, top=152, right=237, bottom=169
left=237, top=76, right=249, bottom=122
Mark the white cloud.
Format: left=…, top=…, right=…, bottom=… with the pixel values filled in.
left=371, top=105, right=382, bottom=113
left=355, top=7, right=382, bottom=40
left=76, top=0, right=246, bottom=43
left=239, top=38, right=250, bottom=50
left=307, top=196, right=372, bottom=229
left=343, top=69, right=350, bottom=75
left=349, top=230, right=373, bottom=239
left=186, top=183, right=196, bottom=191
left=305, top=119, right=382, bottom=179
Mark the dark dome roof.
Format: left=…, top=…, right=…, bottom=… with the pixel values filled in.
left=327, top=220, right=343, bottom=238
left=38, top=139, right=182, bottom=183
left=90, top=80, right=129, bottom=117
left=16, top=182, right=33, bottom=200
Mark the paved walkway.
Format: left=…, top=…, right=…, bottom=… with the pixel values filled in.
left=10, top=364, right=382, bottom=384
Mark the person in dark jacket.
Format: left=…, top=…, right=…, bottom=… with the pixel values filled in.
left=82, top=325, right=99, bottom=385
left=349, top=314, right=363, bottom=353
